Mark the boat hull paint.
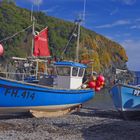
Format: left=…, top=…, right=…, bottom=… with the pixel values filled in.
left=0, top=77, right=94, bottom=112
left=110, top=84, right=140, bottom=118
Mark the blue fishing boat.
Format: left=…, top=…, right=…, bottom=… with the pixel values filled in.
left=110, top=70, right=140, bottom=119
left=0, top=61, right=94, bottom=117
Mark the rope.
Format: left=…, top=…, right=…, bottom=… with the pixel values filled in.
left=0, top=25, right=32, bottom=43
left=61, top=24, right=78, bottom=57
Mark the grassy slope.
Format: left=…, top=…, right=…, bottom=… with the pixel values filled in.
left=0, top=1, right=128, bottom=72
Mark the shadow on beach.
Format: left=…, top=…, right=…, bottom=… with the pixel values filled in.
left=81, top=120, right=140, bottom=140
left=73, top=107, right=140, bottom=121
left=72, top=107, right=121, bottom=120
left=0, top=112, right=33, bottom=120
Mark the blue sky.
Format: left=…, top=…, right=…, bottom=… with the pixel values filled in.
left=15, top=0, right=140, bottom=71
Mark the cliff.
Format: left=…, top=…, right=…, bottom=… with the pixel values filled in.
left=0, top=1, right=128, bottom=73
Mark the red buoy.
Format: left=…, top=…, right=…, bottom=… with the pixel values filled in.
left=97, top=75, right=105, bottom=82
left=95, top=86, right=101, bottom=91
left=96, top=80, right=101, bottom=87
left=0, top=44, right=4, bottom=56
left=88, top=81, right=96, bottom=89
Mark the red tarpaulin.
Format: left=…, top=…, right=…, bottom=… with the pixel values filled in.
left=33, top=28, right=50, bottom=57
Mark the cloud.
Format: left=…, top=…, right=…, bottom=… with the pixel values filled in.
left=122, top=0, right=136, bottom=5
left=42, top=6, right=59, bottom=13
left=29, top=0, right=43, bottom=5
left=136, top=18, right=140, bottom=22
left=121, top=39, right=140, bottom=70
left=112, top=0, right=136, bottom=5
left=130, top=25, right=140, bottom=29
left=123, top=33, right=131, bottom=36
left=95, top=20, right=130, bottom=28
left=128, top=18, right=140, bottom=29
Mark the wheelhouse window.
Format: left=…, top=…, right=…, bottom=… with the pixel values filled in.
left=56, top=66, right=70, bottom=76
left=78, top=68, right=84, bottom=77
left=72, top=67, right=78, bottom=76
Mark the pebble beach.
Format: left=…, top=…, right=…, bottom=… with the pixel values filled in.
left=0, top=89, right=139, bottom=140
left=0, top=107, right=140, bottom=140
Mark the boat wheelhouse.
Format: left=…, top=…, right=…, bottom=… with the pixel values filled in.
left=54, top=61, right=86, bottom=89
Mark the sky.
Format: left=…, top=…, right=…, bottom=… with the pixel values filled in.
left=14, top=0, right=140, bottom=71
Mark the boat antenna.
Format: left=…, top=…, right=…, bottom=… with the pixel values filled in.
left=31, top=4, right=34, bottom=21
left=37, top=2, right=40, bottom=12
left=61, top=0, right=87, bottom=61
left=83, top=0, right=86, bottom=26
left=75, top=18, right=82, bottom=62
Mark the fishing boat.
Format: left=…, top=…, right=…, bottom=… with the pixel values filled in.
left=0, top=15, right=97, bottom=117
left=110, top=70, right=140, bottom=119
left=0, top=65, right=94, bottom=117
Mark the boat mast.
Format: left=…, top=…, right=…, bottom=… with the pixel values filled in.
left=31, top=4, right=35, bottom=57
left=76, top=19, right=81, bottom=62
left=31, top=8, right=38, bottom=79
left=76, top=0, right=86, bottom=62
left=31, top=18, right=35, bottom=57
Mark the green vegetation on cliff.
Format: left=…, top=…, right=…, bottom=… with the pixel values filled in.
left=0, top=1, right=128, bottom=72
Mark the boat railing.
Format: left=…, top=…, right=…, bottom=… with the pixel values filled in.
left=0, top=71, right=47, bottom=81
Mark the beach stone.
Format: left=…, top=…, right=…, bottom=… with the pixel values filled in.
left=0, top=108, right=139, bottom=140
